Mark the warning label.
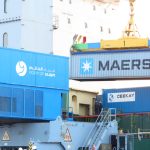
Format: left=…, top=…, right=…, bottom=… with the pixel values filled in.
left=64, top=128, right=72, bottom=142
left=2, top=131, right=10, bottom=141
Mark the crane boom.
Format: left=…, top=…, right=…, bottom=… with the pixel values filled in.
left=123, top=0, right=140, bottom=37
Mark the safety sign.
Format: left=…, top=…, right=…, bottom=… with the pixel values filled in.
left=64, top=128, right=72, bottom=142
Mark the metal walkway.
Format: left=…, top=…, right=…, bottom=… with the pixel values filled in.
left=81, top=108, right=116, bottom=150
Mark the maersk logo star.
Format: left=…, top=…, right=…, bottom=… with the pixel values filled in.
left=80, top=58, right=93, bottom=75
left=82, top=60, right=92, bottom=72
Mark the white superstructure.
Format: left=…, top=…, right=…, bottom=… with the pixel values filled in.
left=0, top=0, right=53, bottom=54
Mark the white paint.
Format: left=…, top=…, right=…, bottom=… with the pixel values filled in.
left=0, top=22, right=21, bottom=49
left=21, top=0, right=53, bottom=53
left=16, top=61, right=27, bottom=77
left=108, top=92, right=135, bottom=103
left=0, top=0, right=53, bottom=53
left=0, top=0, right=21, bottom=18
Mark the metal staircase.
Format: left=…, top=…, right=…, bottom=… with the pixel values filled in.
left=81, top=108, right=116, bottom=150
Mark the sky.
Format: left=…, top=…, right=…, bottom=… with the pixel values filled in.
left=70, top=0, right=150, bottom=94
left=134, top=0, right=150, bottom=37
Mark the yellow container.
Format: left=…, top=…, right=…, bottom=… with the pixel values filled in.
left=123, top=38, right=148, bottom=48
left=101, top=38, right=149, bottom=49
left=101, top=39, right=124, bottom=49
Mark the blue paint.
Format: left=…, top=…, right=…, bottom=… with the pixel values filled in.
left=80, top=58, right=94, bottom=75
left=0, top=83, right=67, bottom=120
left=88, top=43, right=100, bottom=49
left=0, top=119, right=118, bottom=149
left=0, top=48, right=69, bottom=90
left=0, top=48, right=69, bottom=120
left=149, top=40, right=150, bottom=46
left=102, top=87, right=150, bottom=113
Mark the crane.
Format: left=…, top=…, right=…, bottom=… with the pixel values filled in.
left=123, top=0, right=140, bottom=37
left=71, top=0, right=149, bottom=52
left=100, top=0, right=148, bottom=49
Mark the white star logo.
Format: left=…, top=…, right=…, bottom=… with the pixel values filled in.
left=82, top=60, right=92, bottom=72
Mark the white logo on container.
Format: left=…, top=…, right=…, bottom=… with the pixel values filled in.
left=16, top=61, right=27, bottom=76
left=108, top=94, right=114, bottom=102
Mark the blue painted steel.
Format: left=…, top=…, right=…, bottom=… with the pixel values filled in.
left=0, top=119, right=118, bottom=149
left=102, top=87, right=150, bottom=113
left=0, top=48, right=68, bottom=90
left=0, top=83, right=67, bottom=120
left=149, top=40, right=150, bottom=46
left=87, top=43, right=100, bottom=49
left=0, top=48, right=69, bottom=120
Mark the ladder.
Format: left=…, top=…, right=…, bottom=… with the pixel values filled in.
left=81, top=108, right=116, bottom=150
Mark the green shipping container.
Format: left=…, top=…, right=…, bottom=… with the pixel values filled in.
left=73, top=44, right=88, bottom=50
left=118, top=114, right=150, bottom=133
left=118, top=114, right=150, bottom=150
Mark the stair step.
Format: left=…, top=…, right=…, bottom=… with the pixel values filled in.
left=81, top=109, right=116, bottom=149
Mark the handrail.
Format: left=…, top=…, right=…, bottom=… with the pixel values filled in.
left=81, top=108, right=116, bottom=150
left=81, top=108, right=105, bottom=149
left=90, top=110, right=110, bottom=147
left=81, top=109, right=110, bottom=149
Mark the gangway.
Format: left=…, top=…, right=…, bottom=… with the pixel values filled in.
left=80, top=108, right=116, bottom=150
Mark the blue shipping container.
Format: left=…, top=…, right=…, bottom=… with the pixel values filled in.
left=102, top=87, right=150, bottom=113
left=149, top=40, right=150, bottom=46
left=87, top=43, right=100, bottom=49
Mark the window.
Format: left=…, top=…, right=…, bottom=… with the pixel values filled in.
left=92, top=98, right=95, bottom=115
left=69, top=0, right=72, bottom=4
left=3, top=32, right=8, bottom=48
left=61, top=93, right=69, bottom=111
left=13, top=88, right=24, bottom=115
left=72, top=95, right=77, bottom=114
left=100, top=26, right=103, bottom=32
left=0, top=96, right=11, bottom=112
left=84, top=22, right=88, bottom=28
left=93, top=5, right=96, bottom=11
left=4, top=0, right=7, bottom=13
left=12, top=98, right=17, bottom=112
left=67, top=18, right=71, bottom=24
left=0, top=86, right=11, bottom=113
left=108, top=28, right=111, bottom=34
left=35, top=90, right=43, bottom=117
left=25, top=89, right=34, bottom=117
left=79, top=104, right=90, bottom=116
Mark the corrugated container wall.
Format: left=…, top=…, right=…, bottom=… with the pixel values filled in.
left=102, top=87, right=150, bottom=113
left=70, top=49, right=150, bottom=80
